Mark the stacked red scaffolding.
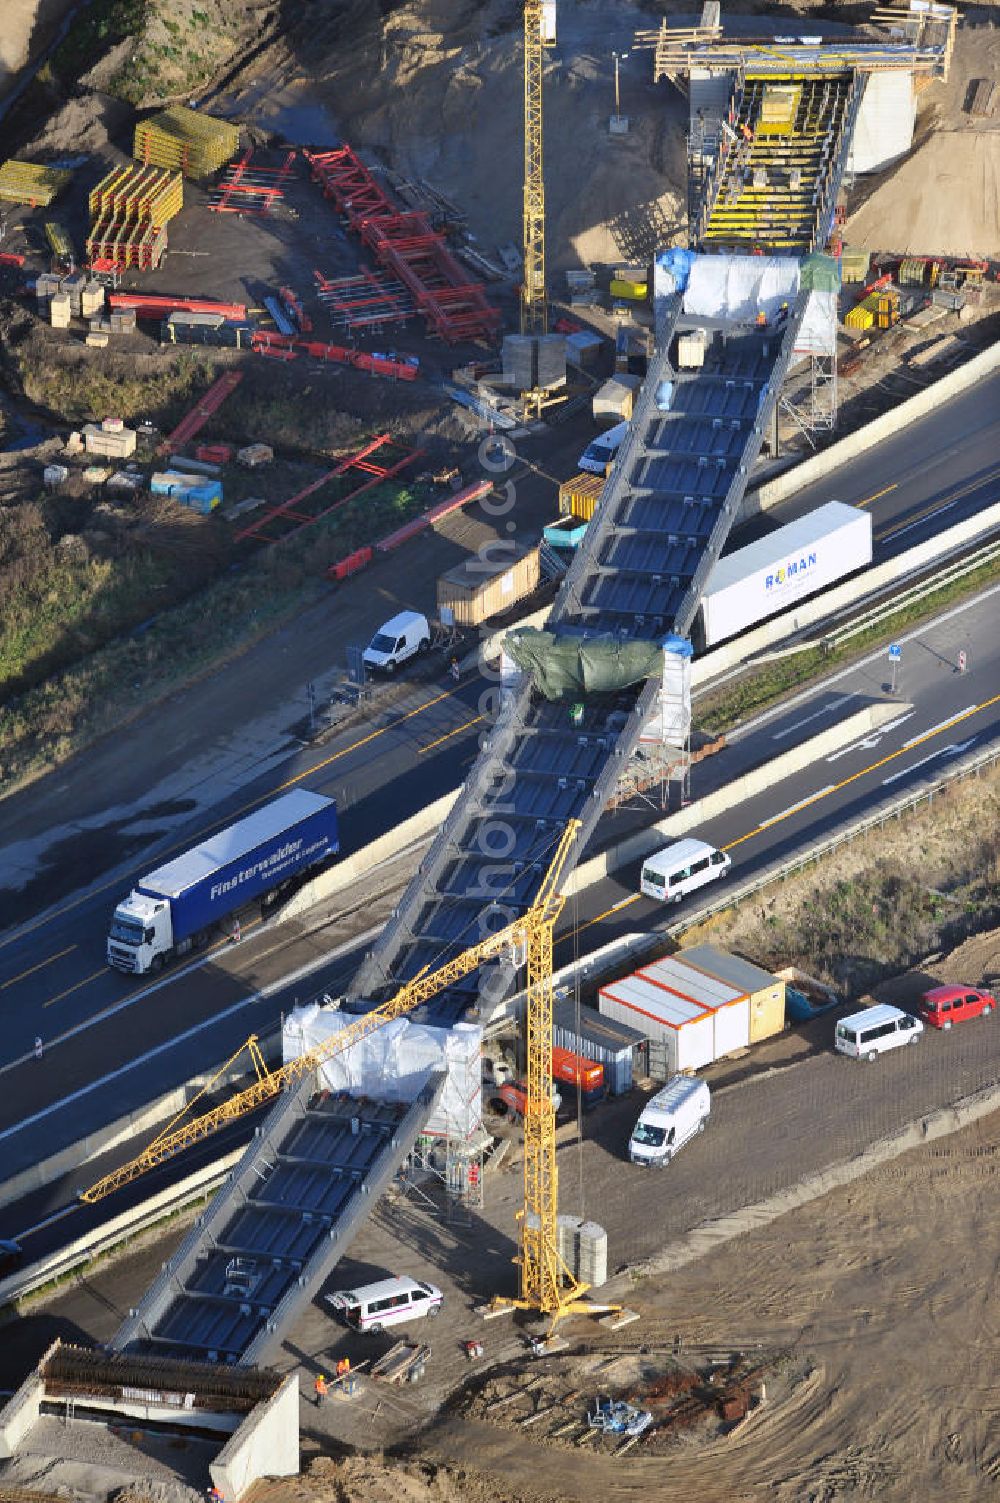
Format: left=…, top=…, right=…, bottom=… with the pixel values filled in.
left=304, top=146, right=500, bottom=344
left=162, top=370, right=244, bottom=451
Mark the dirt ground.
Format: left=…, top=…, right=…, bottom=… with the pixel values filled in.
left=845, top=17, right=1000, bottom=260
left=257, top=1096, right=1000, bottom=1503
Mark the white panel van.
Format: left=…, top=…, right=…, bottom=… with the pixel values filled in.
left=326, top=1275, right=443, bottom=1333
left=834, top=1004, right=923, bottom=1061
left=578, top=420, right=629, bottom=475
left=362, top=610, right=431, bottom=674
left=640, top=838, right=730, bottom=903
left=629, top=1075, right=710, bottom=1166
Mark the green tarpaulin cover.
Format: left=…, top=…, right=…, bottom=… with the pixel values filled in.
left=506, top=628, right=664, bottom=701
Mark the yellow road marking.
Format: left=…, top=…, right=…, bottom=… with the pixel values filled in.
left=43, top=968, right=105, bottom=1009
left=0, top=945, right=76, bottom=991
left=875, top=462, right=1000, bottom=542
left=855, top=482, right=897, bottom=509
left=560, top=693, right=1000, bottom=940
left=724, top=691, right=1000, bottom=851
left=0, top=687, right=465, bottom=957
left=419, top=715, right=484, bottom=755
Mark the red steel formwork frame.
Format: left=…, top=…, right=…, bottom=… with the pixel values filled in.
left=110, top=293, right=249, bottom=320
left=234, top=434, right=423, bottom=545
left=304, top=146, right=500, bottom=344
left=251, top=329, right=419, bottom=381
left=162, top=370, right=243, bottom=451
left=210, top=150, right=298, bottom=215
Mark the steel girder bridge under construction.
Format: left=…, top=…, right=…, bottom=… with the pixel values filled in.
left=110, top=4, right=956, bottom=1366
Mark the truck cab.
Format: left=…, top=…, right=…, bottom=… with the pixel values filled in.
left=107, top=891, right=174, bottom=974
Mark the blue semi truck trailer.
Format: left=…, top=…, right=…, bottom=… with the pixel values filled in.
left=107, top=788, right=339, bottom=975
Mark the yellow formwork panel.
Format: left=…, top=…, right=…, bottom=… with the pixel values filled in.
left=133, top=106, right=240, bottom=179
left=88, top=163, right=183, bottom=226
left=757, top=83, right=801, bottom=136
left=0, top=159, right=72, bottom=206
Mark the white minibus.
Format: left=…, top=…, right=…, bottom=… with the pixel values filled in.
left=640, top=838, right=730, bottom=903
left=834, top=1004, right=923, bottom=1062
left=326, top=1275, right=443, bottom=1334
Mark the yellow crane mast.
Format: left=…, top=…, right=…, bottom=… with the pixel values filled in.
left=521, top=0, right=549, bottom=336
left=82, top=822, right=590, bottom=1325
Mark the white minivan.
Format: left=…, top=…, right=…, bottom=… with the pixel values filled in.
left=326, top=1275, right=443, bottom=1333
left=578, top=420, right=629, bottom=475
left=629, top=1076, right=710, bottom=1166
left=835, top=1004, right=923, bottom=1062
left=362, top=610, right=431, bottom=675
left=640, top=837, right=730, bottom=903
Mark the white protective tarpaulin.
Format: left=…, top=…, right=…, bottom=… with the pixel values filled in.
left=282, top=1005, right=482, bottom=1140
left=683, top=254, right=800, bottom=323
left=795, top=289, right=837, bottom=356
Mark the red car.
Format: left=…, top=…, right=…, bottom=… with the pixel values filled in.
left=920, top=984, right=995, bottom=1030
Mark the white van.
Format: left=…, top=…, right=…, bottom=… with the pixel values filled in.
left=362, top=610, right=431, bottom=675
left=326, top=1275, right=443, bottom=1333
left=834, top=1004, right=923, bottom=1062
left=578, top=420, right=629, bottom=475
left=640, top=838, right=730, bottom=903
left=629, top=1075, right=710, bottom=1166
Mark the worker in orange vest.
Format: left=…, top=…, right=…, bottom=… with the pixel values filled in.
left=314, top=1373, right=328, bottom=1407
left=335, top=1356, right=351, bottom=1381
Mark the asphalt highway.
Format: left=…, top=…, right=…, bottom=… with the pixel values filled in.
left=1, top=374, right=999, bottom=1247
left=3, top=369, right=998, bottom=1056
left=1, top=584, right=996, bottom=1264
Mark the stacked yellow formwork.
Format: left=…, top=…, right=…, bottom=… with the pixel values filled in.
left=0, top=160, right=72, bottom=206
left=133, top=106, right=240, bottom=179
left=85, top=163, right=182, bottom=271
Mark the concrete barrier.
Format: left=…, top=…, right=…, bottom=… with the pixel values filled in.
left=564, top=698, right=909, bottom=898
left=279, top=789, right=459, bottom=922
left=212, top=1374, right=299, bottom=1500
left=0, top=1374, right=43, bottom=1458
left=740, top=338, right=1000, bottom=522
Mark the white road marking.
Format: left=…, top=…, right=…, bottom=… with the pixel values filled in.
left=902, top=707, right=978, bottom=749
left=771, top=695, right=855, bottom=741
left=827, top=712, right=914, bottom=761
left=885, top=498, right=959, bottom=542
left=756, top=786, right=835, bottom=828
left=882, top=737, right=977, bottom=786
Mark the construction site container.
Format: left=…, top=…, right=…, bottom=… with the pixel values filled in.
left=565, top=329, right=603, bottom=368
left=0, top=159, right=72, bottom=206
left=436, top=542, right=540, bottom=626
left=237, top=443, right=274, bottom=468
left=553, top=999, right=646, bottom=1096
left=610, top=274, right=647, bottom=301
left=598, top=974, right=714, bottom=1075
left=677, top=329, right=707, bottom=368
left=557, top=472, right=603, bottom=522
left=134, top=106, right=240, bottom=178
left=680, top=945, right=786, bottom=1044
left=840, top=247, right=871, bottom=283
left=43, top=465, right=68, bottom=489
left=83, top=423, right=137, bottom=459
left=593, top=374, right=640, bottom=423
left=542, top=513, right=588, bottom=550
left=49, top=294, right=71, bottom=328
left=639, top=956, right=750, bottom=1059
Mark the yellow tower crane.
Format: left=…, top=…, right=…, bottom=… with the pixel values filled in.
left=521, top=0, right=551, bottom=338
left=82, top=820, right=601, bottom=1328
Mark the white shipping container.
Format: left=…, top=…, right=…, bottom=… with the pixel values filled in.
left=699, top=501, right=872, bottom=649
left=640, top=956, right=750, bottom=1058
left=599, top=975, right=714, bottom=1074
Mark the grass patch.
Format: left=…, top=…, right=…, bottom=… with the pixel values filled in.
left=684, top=764, right=1000, bottom=1001
left=0, top=479, right=430, bottom=790
left=19, top=349, right=218, bottom=428
left=47, top=0, right=149, bottom=87
left=697, top=553, right=1000, bottom=735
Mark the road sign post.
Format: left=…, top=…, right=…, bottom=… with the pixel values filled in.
left=888, top=642, right=901, bottom=695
